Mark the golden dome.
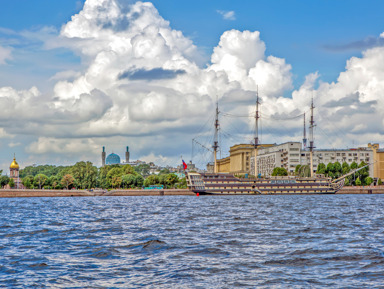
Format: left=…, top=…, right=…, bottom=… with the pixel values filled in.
left=10, top=157, right=19, bottom=169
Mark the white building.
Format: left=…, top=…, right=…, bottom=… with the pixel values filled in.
left=251, top=142, right=373, bottom=177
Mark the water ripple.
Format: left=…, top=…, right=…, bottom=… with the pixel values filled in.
left=0, top=195, right=384, bottom=288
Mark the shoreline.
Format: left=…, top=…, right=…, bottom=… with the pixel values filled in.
left=0, top=187, right=384, bottom=198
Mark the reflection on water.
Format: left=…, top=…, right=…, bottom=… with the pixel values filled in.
left=1, top=195, right=384, bottom=288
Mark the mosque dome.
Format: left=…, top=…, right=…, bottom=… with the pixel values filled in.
left=106, top=153, right=121, bottom=165
left=10, top=157, right=19, bottom=169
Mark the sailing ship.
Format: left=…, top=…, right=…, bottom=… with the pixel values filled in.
left=186, top=93, right=360, bottom=195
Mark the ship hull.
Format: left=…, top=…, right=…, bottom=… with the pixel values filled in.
left=187, top=172, right=340, bottom=195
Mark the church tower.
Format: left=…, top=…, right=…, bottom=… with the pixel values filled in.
left=10, top=155, right=20, bottom=189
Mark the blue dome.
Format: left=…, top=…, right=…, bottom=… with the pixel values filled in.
left=106, top=153, right=121, bottom=165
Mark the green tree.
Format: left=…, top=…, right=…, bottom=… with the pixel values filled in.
left=121, top=174, right=136, bottom=188
left=355, top=177, right=362, bottom=186
left=378, top=178, right=382, bottom=185
left=22, top=176, right=34, bottom=189
left=271, top=167, right=288, bottom=176
left=34, top=174, right=48, bottom=189
left=342, top=162, right=350, bottom=175
left=326, top=163, right=334, bottom=176
left=317, top=163, right=326, bottom=174
left=158, top=168, right=170, bottom=175
left=61, top=174, right=75, bottom=190
left=122, top=164, right=137, bottom=175
left=333, top=162, right=342, bottom=178
left=350, top=161, right=358, bottom=170
left=365, top=177, right=373, bottom=186
left=177, top=177, right=187, bottom=189
left=97, top=165, right=111, bottom=189
left=135, top=175, right=144, bottom=188
left=158, top=174, right=167, bottom=186
left=20, top=165, right=67, bottom=178
left=165, top=174, right=179, bottom=188
left=357, top=161, right=369, bottom=184
left=111, top=176, right=122, bottom=188
left=144, top=175, right=160, bottom=187
left=70, top=161, right=97, bottom=189
left=134, top=163, right=150, bottom=177
left=8, top=178, right=15, bottom=188
left=0, top=175, right=10, bottom=188
left=106, top=167, right=124, bottom=188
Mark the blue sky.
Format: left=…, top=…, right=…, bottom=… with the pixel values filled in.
left=2, top=0, right=383, bottom=87
left=0, top=0, right=384, bottom=170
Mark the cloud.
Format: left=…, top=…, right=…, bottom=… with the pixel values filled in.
left=209, top=30, right=292, bottom=97
left=1, top=0, right=384, bottom=168
left=118, top=67, right=186, bottom=80
left=8, top=142, right=21, bottom=148
left=26, top=137, right=100, bottom=155
left=217, top=10, right=236, bottom=21
left=324, top=35, right=384, bottom=52
left=0, top=45, right=12, bottom=64
left=0, top=128, right=12, bottom=139
left=291, top=43, right=384, bottom=143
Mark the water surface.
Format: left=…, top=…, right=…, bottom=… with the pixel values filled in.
left=1, top=195, right=384, bottom=288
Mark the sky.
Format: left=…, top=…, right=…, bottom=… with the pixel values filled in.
left=1, top=0, right=384, bottom=171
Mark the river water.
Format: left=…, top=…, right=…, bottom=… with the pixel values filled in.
left=0, top=195, right=384, bottom=288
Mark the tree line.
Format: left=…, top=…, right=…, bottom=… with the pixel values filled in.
left=0, top=162, right=187, bottom=190
left=271, top=161, right=378, bottom=186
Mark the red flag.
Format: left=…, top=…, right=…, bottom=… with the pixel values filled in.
left=182, top=160, right=187, bottom=170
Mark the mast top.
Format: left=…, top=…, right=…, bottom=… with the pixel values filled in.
left=254, top=87, right=260, bottom=149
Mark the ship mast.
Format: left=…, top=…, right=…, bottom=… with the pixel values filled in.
left=303, top=112, right=307, bottom=150
left=213, top=100, right=219, bottom=173
left=308, top=97, right=316, bottom=177
left=254, top=87, right=260, bottom=177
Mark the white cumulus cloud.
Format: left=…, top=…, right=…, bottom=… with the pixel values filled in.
left=1, top=0, right=384, bottom=168
left=217, top=10, right=236, bottom=21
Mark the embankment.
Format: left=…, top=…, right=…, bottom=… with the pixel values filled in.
left=1, top=187, right=384, bottom=198
left=0, top=189, right=194, bottom=198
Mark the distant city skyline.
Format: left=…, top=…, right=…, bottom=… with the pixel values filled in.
left=1, top=0, right=384, bottom=171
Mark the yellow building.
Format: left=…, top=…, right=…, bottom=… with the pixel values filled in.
left=368, top=143, right=384, bottom=180
left=216, top=144, right=274, bottom=175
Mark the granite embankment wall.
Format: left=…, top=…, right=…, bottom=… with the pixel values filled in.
left=337, top=186, right=384, bottom=194
left=0, top=189, right=194, bottom=198
left=1, top=187, right=384, bottom=198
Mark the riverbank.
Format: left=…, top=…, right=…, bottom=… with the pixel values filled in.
left=0, top=187, right=384, bottom=198
left=0, top=189, right=194, bottom=198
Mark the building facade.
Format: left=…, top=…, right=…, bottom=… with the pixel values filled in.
left=216, top=142, right=374, bottom=178
left=250, top=142, right=302, bottom=176
left=300, top=147, right=373, bottom=177
left=101, top=146, right=130, bottom=166
left=368, top=143, right=384, bottom=180
left=253, top=144, right=373, bottom=177
left=215, top=143, right=274, bottom=175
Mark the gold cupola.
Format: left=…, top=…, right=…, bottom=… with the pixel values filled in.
left=10, top=157, right=19, bottom=169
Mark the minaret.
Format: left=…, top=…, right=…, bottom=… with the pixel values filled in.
left=125, top=146, right=130, bottom=163
left=213, top=100, right=219, bottom=173
left=102, top=146, right=106, bottom=167
left=254, top=88, right=260, bottom=177
left=308, top=98, right=316, bottom=177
